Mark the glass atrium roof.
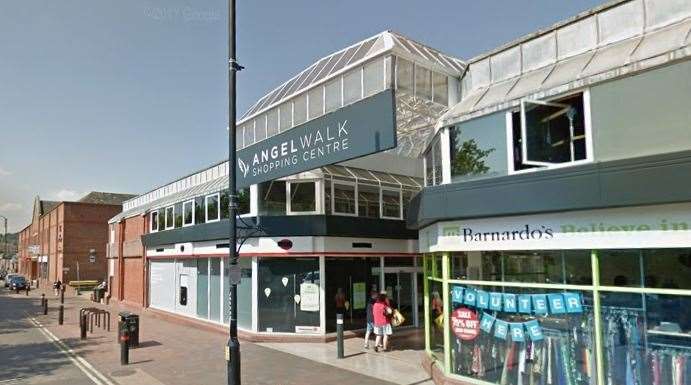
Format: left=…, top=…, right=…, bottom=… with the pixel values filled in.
left=239, top=31, right=465, bottom=123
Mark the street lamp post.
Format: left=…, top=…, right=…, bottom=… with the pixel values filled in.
left=227, top=0, right=242, bottom=384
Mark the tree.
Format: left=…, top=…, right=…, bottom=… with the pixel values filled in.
left=451, top=133, right=495, bottom=177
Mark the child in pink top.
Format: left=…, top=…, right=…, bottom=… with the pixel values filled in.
left=372, top=292, right=392, bottom=352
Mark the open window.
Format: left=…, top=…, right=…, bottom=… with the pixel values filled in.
left=514, top=92, right=590, bottom=170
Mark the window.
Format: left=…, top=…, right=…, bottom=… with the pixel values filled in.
left=266, top=109, right=278, bottom=138
left=165, top=206, right=174, bottom=230
left=157, top=208, right=166, bottom=231
left=174, top=202, right=183, bottom=228
left=343, top=69, right=361, bottom=105
left=293, top=94, right=307, bottom=126
left=279, top=103, right=292, bottom=132
left=195, top=196, right=206, bottom=225
left=396, top=57, right=414, bottom=95
left=150, top=211, right=159, bottom=232
left=332, top=181, right=356, bottom=216
left=235, top=126, right=244, bottom=150
left=424, top=136, right=444, bottom=186
left=324, top=79, right=341, bottom=113
left=237, top=189, right=250, bottom=215
left=307, top=87, right=323, bottom=120
left=357, top=184, right=380, bottom=218
left=512, top=92, right=590, bottom=171
left=206, top=193, right=220, bottom=222
left=255, top=116, right=267, bottom=142
left=363, top=58, right=384, bottom=97
left=182, top=200, right=194, bottom=227
left=415, top=65, right=432, bottom=100
left=243, top=122, right=255, bottom=147
left=432, top=72, right=448, bottom=106
left=258, top=181, right=286, bottom=216
left=288, top=181, right=317, bottom=214
left=381, top=188, right=401, bottom=219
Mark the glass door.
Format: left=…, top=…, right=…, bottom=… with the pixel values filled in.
left=384, top=272, right=415, bottom=327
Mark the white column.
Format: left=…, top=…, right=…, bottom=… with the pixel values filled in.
left=251, top=257, right=258, bottom=332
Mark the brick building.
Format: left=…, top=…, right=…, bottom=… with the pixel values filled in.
left=17, top=192, right=135, bottom=285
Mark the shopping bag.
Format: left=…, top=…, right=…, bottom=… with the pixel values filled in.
left=391, top=309, right=406, bottom=327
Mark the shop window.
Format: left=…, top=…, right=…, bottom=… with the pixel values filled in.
left=266, top=109, right=278, bottom=138
left=381, top=188, right=401, bottom=219
left=165, top=206, right=174, bottom=230
left=448, top=285, right=596, bottom=384
left=432, top=72, right=448, bottom=106
left=363, top=58, right=384, bottom=97
left=174, top=202, right=183, bottom=228
left=332, top=182, right=356, bottom=216
left=324, top=78, right=341, bottom=113
left=259, top=181, right=286, bottom=216
left=197, top=258, right=209, bottom=319
left=357, top=184, right=380, bottom=218
left=209, top=259, right=221, bottom=322
left=511, top=92, right=590, bottom=171
left=427, top=279, right=445, bottom=363
left=396, top=57, right=414, bottom=95
left=599, top=293, right=690, bottom=385
left=599, top=248, right=691, bottom=290
left=206, top=193, right=220, bottom=222
left=150, top=211, right=159, bottom=233
left=343, top=69, right=361, bottom=106
left=307, top=87, right=323, bottom=120
left=258, top=258, right=320, bottom=333
left=278, top=102, right=292, bottom=132
left=288, top=181, right=317, bottom=214
left=293, top=94, right=307, bottom=126
left=182, top=200, right=194, bottom=227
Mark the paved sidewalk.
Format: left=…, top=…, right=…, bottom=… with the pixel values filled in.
left=12, top=288, right=429, bottom=385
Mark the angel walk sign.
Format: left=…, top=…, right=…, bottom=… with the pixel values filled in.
left=235, top=89, right=397, bottom=189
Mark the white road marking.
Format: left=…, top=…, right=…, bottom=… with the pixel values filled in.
left=27, top=315, right=116, bottom=385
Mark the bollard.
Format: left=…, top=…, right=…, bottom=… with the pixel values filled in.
left=58, top=305, right=64, bottom=325
left=336, top=313, right=344, bottom=359
left=80, top=314, right=87, bottom=340
left=41, top=294, right=45, bottom=307
left=26, top=286, right=29, bottom=296
left=119, top=320, right=129, bottom=365
left=43, top=299, right=48, bottom=315
left=60, top=287, right=65, bottom=304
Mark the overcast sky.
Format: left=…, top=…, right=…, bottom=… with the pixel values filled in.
left=0, top=0, right=604, bottom=232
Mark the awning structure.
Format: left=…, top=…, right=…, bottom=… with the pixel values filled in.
left=321, top=164, right=422, bottom=190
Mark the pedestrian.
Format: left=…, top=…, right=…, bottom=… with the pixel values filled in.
left=372, top=291, right=393, bottom=352
left=334, top=287, right=347, bottom=316
left=53, top=279, right=62, bottom=296
left=363, top=290, right=378, bottom=349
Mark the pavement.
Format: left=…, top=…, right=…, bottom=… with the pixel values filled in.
left=0, top=284, right=431, bottom=385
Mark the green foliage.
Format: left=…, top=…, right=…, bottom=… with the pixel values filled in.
left=451, top=137, right=495, bottom=177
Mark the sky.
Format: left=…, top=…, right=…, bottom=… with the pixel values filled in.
left=0, top=0, right=604, bottom=232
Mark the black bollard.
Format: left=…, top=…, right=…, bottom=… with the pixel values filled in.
left=41, top=294, right=45, bottom=307
left=80, top=314, right=87, bottom=340
left=26, top=286, right=29, bottom=296
left=336, top=313, right=344, bottom=359
left=58, top=305, right=64, bottom=325
left=119, top=320, right=129, bottom=365
left=60, top=287, right=65, bottom=304
left=43, top=299, right=48, bottom=315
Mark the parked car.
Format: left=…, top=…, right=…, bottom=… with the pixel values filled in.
left=9, top=276, right=28, bottom=291
left=4, top=273, right=17, bottom=287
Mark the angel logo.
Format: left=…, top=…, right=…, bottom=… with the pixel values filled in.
left=238, top=157, right=249, bottom=178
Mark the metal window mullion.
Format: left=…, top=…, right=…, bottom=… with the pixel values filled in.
left=591, top=250, right=605, bottom=385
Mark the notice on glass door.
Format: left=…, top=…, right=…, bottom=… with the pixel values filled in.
left=300, top=283, right=320, bottom=312
left=353, top=282, right=366, bottom=310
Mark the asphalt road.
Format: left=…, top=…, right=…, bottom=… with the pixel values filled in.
left=0, top=283, right=98, bottom=385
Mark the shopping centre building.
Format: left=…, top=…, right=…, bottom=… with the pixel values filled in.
left=108, top=0, right=690, bottom=383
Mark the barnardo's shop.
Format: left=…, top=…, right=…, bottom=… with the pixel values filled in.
left=108, top=30, right=465, bottom=340
left=405, top=1, right=691, bottom=384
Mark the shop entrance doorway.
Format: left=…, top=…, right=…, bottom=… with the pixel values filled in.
left=375, top=267, right=421, bottom=328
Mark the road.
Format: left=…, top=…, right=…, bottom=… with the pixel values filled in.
left=0, top=284, right=100, bottom=385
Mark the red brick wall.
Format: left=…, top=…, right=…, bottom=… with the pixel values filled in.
left=117, top=214, right=147, bottom=307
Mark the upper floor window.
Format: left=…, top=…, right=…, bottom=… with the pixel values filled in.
left=510, top=91, right=592, bottom=172
left=206, top=193, right=220, bottom=222
left=288, top=181, right=318, bottom=214
left=332, top=181, right=356, bottom=216
left=183, top=200, right=194, bottom=227
left=424, top=136, right=443, bottom=186
left=258, top=181, right=286, bottom=216
left=150, top=211, right=158, bottom=233
left=165, top=206, right=174, bottom=230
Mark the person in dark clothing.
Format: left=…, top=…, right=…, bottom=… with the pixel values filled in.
left=53, top=280, right=62, bottom=296
left=363, top=290, right=378, bottom=349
